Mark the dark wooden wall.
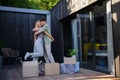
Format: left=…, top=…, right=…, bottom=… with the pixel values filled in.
left=51, top=0, right=120, bottom=78
left=112, top=0, right=120, bottom=78
left=50, top=3, right=64, bottom=63
left=62, top=19, right=72, bottom=57
left=50, top=0, right=98, bottom=63
left=51, top=0, right=98, bottom=20
left=0, top=11, right=46, bottom=58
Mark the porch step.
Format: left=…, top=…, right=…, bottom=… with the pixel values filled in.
left=88, top=78, right=120, bottom=80
left=86, top=75, right=120, bottom=80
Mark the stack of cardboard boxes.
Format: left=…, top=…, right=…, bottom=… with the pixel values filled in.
left=61, top=56, right=79, bottom=74
left=22, top=56, right=79, bottom=77
left=22, top=61, right=60, bottom=77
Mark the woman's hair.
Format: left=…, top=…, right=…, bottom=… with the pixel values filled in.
left=34, top=20, right=40, bottom=41
left=35, top=20, right=40, bottom=28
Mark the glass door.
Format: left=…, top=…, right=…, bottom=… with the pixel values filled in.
left=78, top=1, right=110, bottom=72
left=71, top=0, right=114, bottom=73
left=79, top=12, right=96, bottom=69
left=71, top=19, right=79, bottom=61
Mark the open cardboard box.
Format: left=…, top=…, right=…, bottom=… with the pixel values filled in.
left=64, top=56, right=76, bottom=64
left=22, top=61, right=38, bottom=77
left=45, top=63, right=60, bottom=76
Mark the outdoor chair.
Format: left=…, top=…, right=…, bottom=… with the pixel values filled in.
left=1, top=48, right=22, bottom=64
left=1, top=48, right=19, bottom=57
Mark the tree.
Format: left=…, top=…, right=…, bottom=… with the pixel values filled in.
left=0, top=0, right=60, bottom=10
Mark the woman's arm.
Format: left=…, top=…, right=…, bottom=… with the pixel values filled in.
left=35, top=25, right=47, bottom=35
left=32, top=27, right=39, bottom=32
left=44, top=31, right=54, bottom=41
left=34, top=29, right=54, bottom=41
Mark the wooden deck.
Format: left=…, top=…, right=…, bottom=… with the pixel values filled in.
left=0, top=65, right=119, bottom=80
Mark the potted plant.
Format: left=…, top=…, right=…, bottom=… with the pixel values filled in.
left=68, top=49, right=77, bottom=57
left=64, top=49, right=77, bottom=64
left=61, top=49, right=80, bottom=74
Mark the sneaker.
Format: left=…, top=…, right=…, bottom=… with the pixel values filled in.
left=24, top=52, right=30, bottom=60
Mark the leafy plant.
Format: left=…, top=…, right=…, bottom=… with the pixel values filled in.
left=0, top=0, right=60, bottom=10
left=68, top=49, right=77, bottom=57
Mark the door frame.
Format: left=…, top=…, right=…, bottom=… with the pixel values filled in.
left=71, top=19, right=79, bottom=61
left=106, top=0, right=115, bottom=75
left=78, top=11, right=96, bottom=69
left=75, top=0, right=114, bottom=74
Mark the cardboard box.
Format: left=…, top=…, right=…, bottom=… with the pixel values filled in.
left=64, top=56, right=76, bottom=64
left=23, top=61, right=38, bottom=77
left=45, top=63, right=60, bottom=76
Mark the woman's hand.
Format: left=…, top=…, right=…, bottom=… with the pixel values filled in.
left=34, top=32, right=38, bottom=36
left=33, top=28, right=39, bottom=32
left=51, top=38, right=54, bottom=42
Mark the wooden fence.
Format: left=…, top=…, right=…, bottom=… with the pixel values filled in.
left=0, top=6, right=50, bottom=58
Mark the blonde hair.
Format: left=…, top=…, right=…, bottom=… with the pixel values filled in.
left=35, top=20, right=40, bottom=28
left=34, top=20, right=40, bottom=41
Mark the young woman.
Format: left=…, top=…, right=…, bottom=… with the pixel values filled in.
left=24, top=20, right=54, bottom=61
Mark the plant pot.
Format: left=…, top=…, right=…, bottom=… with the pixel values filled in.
left=61, top=62, right=80, bottom=74
left=64, top=56, right=76, bottom=64
left=0, top=55, right=3, bottom=68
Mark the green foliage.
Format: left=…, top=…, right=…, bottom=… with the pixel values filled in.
left=0, top=0, right=60, bottom=10
left=69, top=49, right=77, bottom=57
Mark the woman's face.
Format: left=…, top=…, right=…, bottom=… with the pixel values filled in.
left=38, top=22, right=41, bottom=28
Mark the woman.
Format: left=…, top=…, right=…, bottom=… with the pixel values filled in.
left=24, top=20, right=54, bottom=61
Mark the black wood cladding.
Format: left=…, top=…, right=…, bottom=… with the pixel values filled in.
left=50, top=0, right=75, bottom=63
left=51, top=2, right=64, bottom=63
left=112, top=0, right=120, bottom=77
left=0, top=11, right=46, bottom=57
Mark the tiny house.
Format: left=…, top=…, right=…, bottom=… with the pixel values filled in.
left=51, top=0, right=120, bottom=78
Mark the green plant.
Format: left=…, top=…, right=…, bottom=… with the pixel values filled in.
left=68, top=49, right=77, bottom=57
left=0, top=0, right=60, bottom=10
